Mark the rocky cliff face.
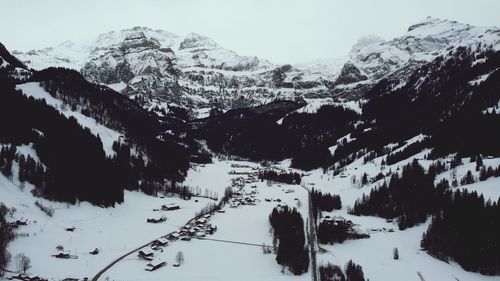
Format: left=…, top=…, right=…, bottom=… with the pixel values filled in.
left=13, top=26, right=340, bottom=113
left=13, top=18, right=500, bottom=114
left=334, top=17, right=500, bottom=99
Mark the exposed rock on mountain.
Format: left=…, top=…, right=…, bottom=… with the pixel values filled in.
left=12, top=18, right=500, bottom=112
left=335, top=17, right=500, bottom=99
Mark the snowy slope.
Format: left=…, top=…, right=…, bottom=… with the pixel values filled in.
left=13, top=17, right=500, bottom=112
left=12, top=41, right=91, bottom=71
left=0, top=171, right=216, bottom=280
left=12, top=27, right=339, bottom=112
left=16, top=82, right=123, bottom=157
left=2, top=143, right=499, bottom=280
left=333, top=17, right=500, bottom=99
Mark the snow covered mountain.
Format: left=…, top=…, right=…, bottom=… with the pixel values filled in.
left=12, top=27, right=337, bottom=114
left=12, top=17, right=500, bottom=112
left=333, top=17, right=500, bottom=99
left=2, top=17, right=500, bottom=281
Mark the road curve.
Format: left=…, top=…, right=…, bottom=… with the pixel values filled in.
left=91, top=214, right=202, bottom=280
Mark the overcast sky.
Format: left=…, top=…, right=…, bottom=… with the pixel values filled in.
left=1, top=0, right=499, bottom=64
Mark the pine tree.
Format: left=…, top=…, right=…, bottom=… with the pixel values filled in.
left=475, top=155, right=483, bottom=171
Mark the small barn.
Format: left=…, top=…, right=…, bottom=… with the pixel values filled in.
left=147, top=217, right=166, bottom=223
left=154, top=237, right=168, bottom=246
left=195, top=218, right=207, bottom=225
left=138, top=249, right=154, bottom=261
left=145, top=260, right=166, bottom=271
left=162, top=204, right=180, bottom=211
left=52, top=253, right=71, bottom=259
left=168, top=232, right=180, bottom=241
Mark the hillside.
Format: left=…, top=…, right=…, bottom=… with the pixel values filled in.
left=1, top=16, right=500, bottom=281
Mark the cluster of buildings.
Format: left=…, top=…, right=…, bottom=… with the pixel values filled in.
left=322, top=215, right=353, bottom=227
left=137, top=213, right=218, bottom=272
left=146, top=203, right=180, bottom=223
left=169, top=214, right=218, bottom=241
left=137, top=239, right=168, bottom=271
left=228, top=190, right=258, bottom=208
left=230, top=174, right=259, bottom=189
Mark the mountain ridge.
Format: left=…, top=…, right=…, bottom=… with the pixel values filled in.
left=11, top=17, right=500, bottom=114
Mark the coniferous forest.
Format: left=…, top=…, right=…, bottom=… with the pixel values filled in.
left=421, top=190, right=500, bottom=275
left=350, top=158, right=500, bottom=274
left=311, top=189, right=342, bottom=214
left=269, top=206, right=309, bottom=275
left=0, top=66, right=194, bottom=206
left=350, top=160, right=440, bottom=230
left=0, top=204, right=14, bottom=274
left=258, top=170, right=302, bottom=185
left=319, top=261, right=366, bottom=281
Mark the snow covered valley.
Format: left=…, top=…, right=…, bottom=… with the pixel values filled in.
left=1, top=153, right=499, bottom=281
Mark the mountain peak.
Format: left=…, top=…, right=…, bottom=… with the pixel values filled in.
left=350, top=35, right=385, bottom=54
left=179, top=33, right=219, bottom=50
left=407, top=16, right=444, bottom=32
left=406, top=17, right=472, bottom=37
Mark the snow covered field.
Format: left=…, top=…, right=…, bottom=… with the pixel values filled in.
left=105, top=166, right=310, bottom=281
left=2, top=153, right=500, bottom=280
left=300, top=150, right=500, bottom=281
left=0, top=169, right=218, bottom=279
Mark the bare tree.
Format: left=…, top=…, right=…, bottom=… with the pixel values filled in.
left=175, top=251, right=184, bottom=266
left=7, top=207, right=16, bottom=218
left=15, top=253, right=31, bottom=273
left=351, top=175, right=356, bottom=185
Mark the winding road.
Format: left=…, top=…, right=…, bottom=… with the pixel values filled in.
left=307, top=187, right=319, bottom=281
left=91, top=215, right=200, bottom=281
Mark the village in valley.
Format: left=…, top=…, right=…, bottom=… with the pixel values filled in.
left=100, top=159, right=313, bottom=280
left=3, top=144, right=499, bottom=281
left=0, top=156, right=314, bottom=281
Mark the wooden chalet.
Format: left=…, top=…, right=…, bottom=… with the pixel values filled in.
left=145, top=260, right=166, bottom=271
left=162, top=204, right=180, bottom=211
left=138, top=249, right=154, bottom=261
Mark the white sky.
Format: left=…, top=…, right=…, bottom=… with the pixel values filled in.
left=1, top=0, right=499, bottom=64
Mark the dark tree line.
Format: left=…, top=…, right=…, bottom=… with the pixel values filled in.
left=0, top=63, right=193, bottom=206
left=319, top=260, right=366, bottom=281
left=311, top=189, right=341, bottom=217
left=0, top=204, right=14, bottom=276
left=0, top=146, right=16, bottom=179
left=384, top=139, right=430, bottom=166
left=350, top=160, right=442, bottom=230
left=317, top=220, right=351, bottom=244
left=349, top=157, right=500, bottom=274
left=421, top=190, right=500, bottom=275
left=30, top=68, right=193, bottom=183
left=0, top=81, right=123, bottom=206
left=291, top=145, right=334, bottom=171
left=479, top=164, right=500, bottom=181
left=333, top=48, right=500, bottom=173
left=317, top=217, right=369, bottom=245
left=258, top=170, right=301, bottom=185
left=199, top=103, right=358, bottom=170
left=269, top=206, right=309, bottom=275
left=18, top=154, right=45, bottom=188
